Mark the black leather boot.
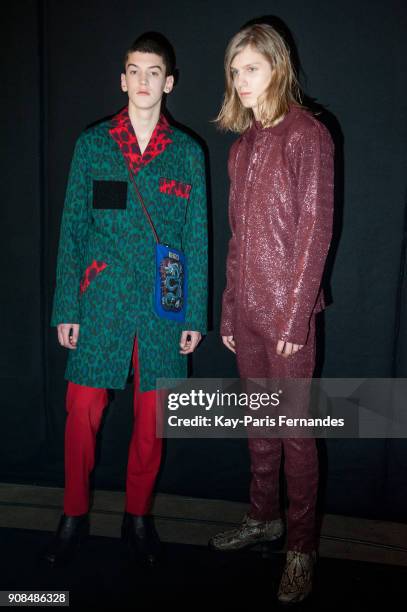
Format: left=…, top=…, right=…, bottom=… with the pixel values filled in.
left=42, top=513, right=89, bottom=567
left=121, top=512, right=162, bottom=568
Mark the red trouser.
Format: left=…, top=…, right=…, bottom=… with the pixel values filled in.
left=234, top=313, right=318, bottom=553
left=64, top=335, right=163, bottom=516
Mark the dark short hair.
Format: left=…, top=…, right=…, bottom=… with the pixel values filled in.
left=123, top=31, right=176, bottom=76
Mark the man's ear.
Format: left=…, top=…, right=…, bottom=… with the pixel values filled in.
left=164, top=75, right=175, bottom=94
left=121, top=73, right=128, bottom=92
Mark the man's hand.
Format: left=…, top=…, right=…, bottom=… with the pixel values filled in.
left=57, top=323, right=80, bottom=349
left=179, top=331, right=202, bottom=355
left=222, top=335, right=236, bottom=354
left=276, top=339, right=303, bottom=357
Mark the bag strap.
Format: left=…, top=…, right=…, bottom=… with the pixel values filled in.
left=123, top=157, right=160, bottom=244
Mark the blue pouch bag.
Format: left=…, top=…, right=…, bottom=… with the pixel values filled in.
left=155, top=243, right=187, bottom=322
left=124, top=159, right=188, bottom=322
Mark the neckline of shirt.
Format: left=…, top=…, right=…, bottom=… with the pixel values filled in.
left=252, top=103, right=300, bottom=135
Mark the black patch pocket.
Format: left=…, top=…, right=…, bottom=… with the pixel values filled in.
left=92, top=180, right=128, bottom=209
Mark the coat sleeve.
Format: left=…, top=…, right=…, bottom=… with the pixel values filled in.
left=181, top=142, right=208, bottom=333
left=50, top=132, right=90, bottom=327
left=276, top=123, right=334, bottom=345
left=220, top=175, right=237, bottom=336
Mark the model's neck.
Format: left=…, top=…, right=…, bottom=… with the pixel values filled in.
left=128, top=102, right=161, bottom=127
left=127, top=102, right=161, bottom=154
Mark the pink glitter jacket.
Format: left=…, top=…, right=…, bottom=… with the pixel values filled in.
left=220, top=103, right=335, bottom=346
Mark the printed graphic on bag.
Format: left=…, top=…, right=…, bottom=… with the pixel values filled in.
left=159, top=177, right=192, bottom=199
left=80, top=260, right=108, bottom=294
left=159, top=253, right=184, bottom=311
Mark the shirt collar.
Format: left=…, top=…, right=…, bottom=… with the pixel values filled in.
left=110, top=105, right=172, bottom=136
left=109, top=105, right=173, bottom=174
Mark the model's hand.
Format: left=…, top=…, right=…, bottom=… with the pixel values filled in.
left=57, top=323, right=80, bottom=349
left=222, top=335, right=236, bottom=354
left=276, top=339, right=303, bottom=357
left=179, top=331, right=202, bottom=354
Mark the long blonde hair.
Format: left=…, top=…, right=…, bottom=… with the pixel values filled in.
left=215, top=23, right=305, bottom=133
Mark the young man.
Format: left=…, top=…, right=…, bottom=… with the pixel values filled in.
left=209, top=24, right=334, bottom=604
left=44, top=32, right=208, bottom=568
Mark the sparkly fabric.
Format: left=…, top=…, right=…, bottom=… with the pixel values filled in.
left=109, top=106, right=173, bottom=175
left=236, top=312, right=319, bottom=553
left=220, top=104, right=332, bottom=553
left=221, top=103, right=334, bottom=346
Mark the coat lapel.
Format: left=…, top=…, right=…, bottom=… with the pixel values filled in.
left=108, top=105, right=173, bottom=175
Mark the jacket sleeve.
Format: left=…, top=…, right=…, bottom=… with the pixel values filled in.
left=220, top=170, right=237, bottom=336
left=181, top=142, right=208, bottom=333
left=50, top=132, right=91, bottom=327
left=276, top=123, right=334, bottom=345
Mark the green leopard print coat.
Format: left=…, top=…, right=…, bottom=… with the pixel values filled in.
left=51, top=114, right=208, bottom=391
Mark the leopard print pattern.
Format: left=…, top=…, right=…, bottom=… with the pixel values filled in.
left=50, top=111, right=208, bottom=391
left=79, top=260, right=108, bottom=294
left=109, top=106, right=172, bottom=175
left=159, top=177, right=192, bottom=199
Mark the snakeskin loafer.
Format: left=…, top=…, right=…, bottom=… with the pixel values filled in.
left=208, top=513, right=284, bottom=552
left=277, top=549, right=317, bottom=604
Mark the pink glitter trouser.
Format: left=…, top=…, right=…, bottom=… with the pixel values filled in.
left=234, top=313, right=318, bottom=553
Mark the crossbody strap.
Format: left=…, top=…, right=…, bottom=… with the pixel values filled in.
left=123, top=158, right=160, bottom=245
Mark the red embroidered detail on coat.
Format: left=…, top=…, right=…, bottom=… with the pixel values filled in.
left=80, top=260, right=108, bottom=294
left=159, top=177, right=192, bottom=199
left=109, top=106, right=173, bottom=175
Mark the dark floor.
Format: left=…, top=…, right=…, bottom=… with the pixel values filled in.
left=0, top=527, right=405, bottom=609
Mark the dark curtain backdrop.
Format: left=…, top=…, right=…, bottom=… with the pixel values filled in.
left=1, top=0, right=407, bottom=521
